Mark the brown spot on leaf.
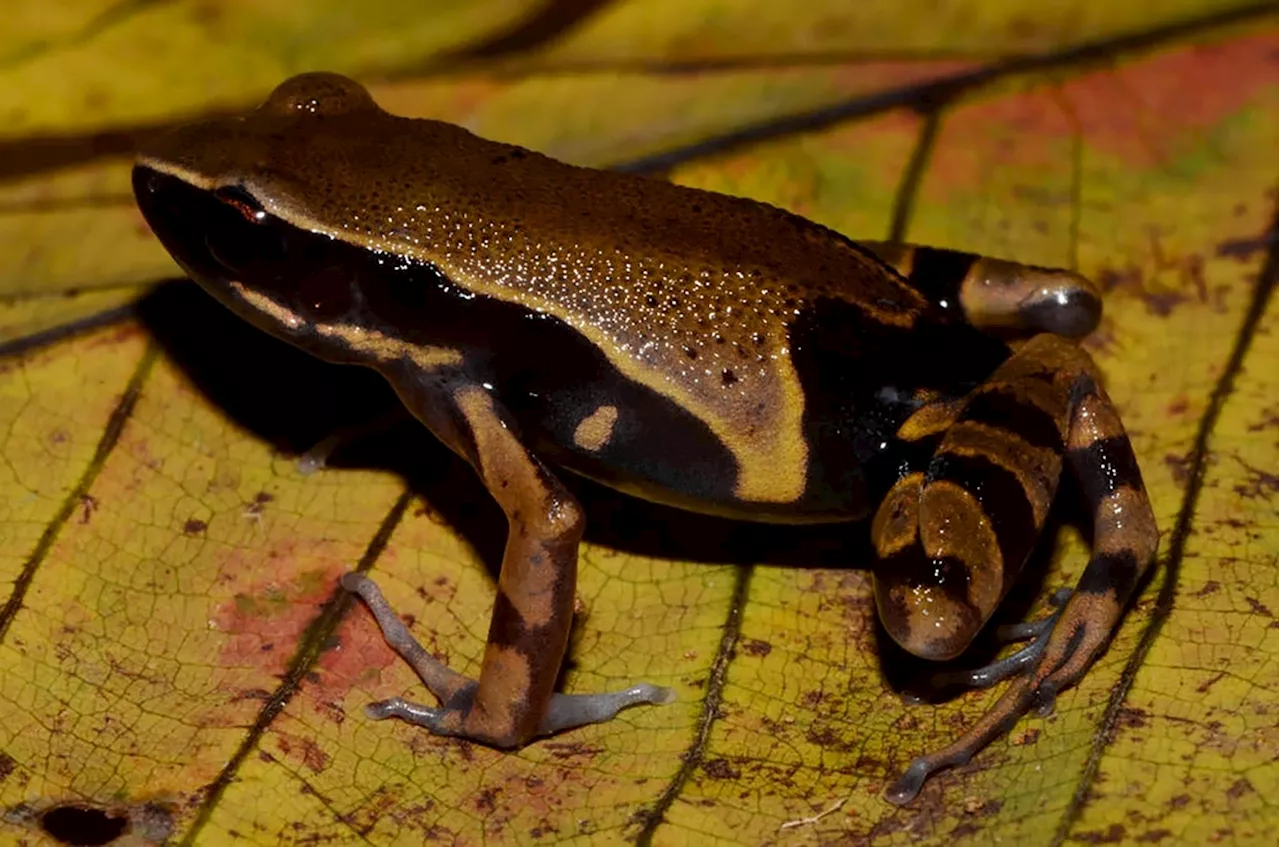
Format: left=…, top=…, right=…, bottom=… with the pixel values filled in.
left=0, top=752, right=15, bottom=784
left=1074, top=823, right=1127, bottom=844
left=1011, top=727, right=1040, bottom=746
left=1193, top=580, right=1220, bottom=598
left=702, top=758, right=741, bottom=780
left=275, top=731, right=331, bottom=774
left=799, top=690, right=826, bottom=708
left=1231, top=458, right=1278, bottom=499
left=740, top=638, right=772, bottom=657
left=183, top=518, right=207, bottom=535
left=1246, top=405, right=1279, bottom=432
left=1244, top=597, right=1275, bottom=618
left=1226, top=778, right=1254, bottom=799
left=1115, top=707, right=1149, bottom=731
left=1164, top=452, right=1193, bottom=484
left=1143, top=290, right=1187, bottom=316
left=543, top=741, right=603, bottom=760
left=1196, top=671, right=1226, bottom=694
left=474, top=786, right=500, bottom=813
left=529, top=820, right=560, bottom=839
left=245, top=490, right=274, bottom=518
left=1216, top=232, right=1274, bottom=261
left=805, top=725, right=854, bottom=752
left=78, top=494, right=98, bottom=524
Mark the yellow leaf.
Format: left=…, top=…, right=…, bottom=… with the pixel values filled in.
left=0, top=3, right=1274, bottom=845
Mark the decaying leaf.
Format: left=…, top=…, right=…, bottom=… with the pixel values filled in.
left=0, top=2, right=1274, bottom=844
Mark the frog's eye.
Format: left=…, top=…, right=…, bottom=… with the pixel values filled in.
left=202, top=198, right=287, bottom=277
left=215, top=186, right=268, bottom=224
left=263, top=73, right=377, bottom=118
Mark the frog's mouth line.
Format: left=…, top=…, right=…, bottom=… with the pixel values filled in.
left=225, top=280, right=305, bottom=331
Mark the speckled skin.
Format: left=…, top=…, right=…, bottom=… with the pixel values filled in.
left=136, top=74, right=948, bottom=513
left=133, top=73, right=1158, bottom=804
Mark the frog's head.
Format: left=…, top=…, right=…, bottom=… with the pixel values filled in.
left=132, top=73, right=431, bottom=362
left=132, top=158, right=375, bottom=362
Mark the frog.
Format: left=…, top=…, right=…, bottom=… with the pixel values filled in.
left=132, top=72, right=1158, bottom=804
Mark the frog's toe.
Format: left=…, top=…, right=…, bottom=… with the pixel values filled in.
left=884, top=676, right=1038, bottom=805
left=932, top=634, right=1046, bottom=690
left=366, top=696, right=447, bottom=727
left=1030, top=595, right=1119, bottom=709
left=343, top=572, right=474, bottom=705
left=991, top=587, right=1071, bottom=642
left=538, top=684, right=674, bottom=736
left=930, top=589, right=1069, bottom=690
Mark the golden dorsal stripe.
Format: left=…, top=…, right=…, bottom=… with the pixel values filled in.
left=220, top=192, right=811, bottom=503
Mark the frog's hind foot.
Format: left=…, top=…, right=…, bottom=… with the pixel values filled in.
left=929, top=588, right=1072, bottom=691
left=884, top=579, right=1145, bottom=806
left=343, top=573, right=671, bottom=745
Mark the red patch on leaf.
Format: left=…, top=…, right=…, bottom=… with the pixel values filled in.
left=273, top=729, right=332, bottom=773
left=928, top=30, right=1276, bottom=190
left=212, top=548, right=347, bottom=678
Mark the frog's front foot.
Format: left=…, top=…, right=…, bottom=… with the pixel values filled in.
left=343, top=573, right=673, bottom=746
left=295, top=408, right=416, bottom=476
left=296, top=433, right=343, bottom=476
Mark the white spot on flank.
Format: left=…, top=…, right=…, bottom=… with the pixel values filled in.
left=573, top=406, right=619, bottom=453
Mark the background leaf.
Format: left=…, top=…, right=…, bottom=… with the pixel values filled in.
left=0, top=2, right=1274, bottom=844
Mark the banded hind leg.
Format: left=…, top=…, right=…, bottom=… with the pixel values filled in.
left=871, top=333, right=1157, bottom=804
left=858, top=242, right=1102, bottom=339
left=344, top=370, right=670, bottom=748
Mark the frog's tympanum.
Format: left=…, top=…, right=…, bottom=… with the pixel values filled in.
left=134, top=73, right=1158, bottom=803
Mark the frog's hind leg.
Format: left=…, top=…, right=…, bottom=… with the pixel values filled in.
left=346, top=377, right=670, bottom=748
left=872, top=333, right=1157, bottom=804
left=857, top=241, right=1102, bottom=338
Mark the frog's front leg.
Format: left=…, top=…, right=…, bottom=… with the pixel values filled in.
left=858, top=241, right=1102, bottom=339
left=872, top=333, right=1158, bottom=803
left=346, top=368, right=670, bottom=747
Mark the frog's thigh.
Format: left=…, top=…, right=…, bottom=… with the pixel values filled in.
left=858, top=241, right=1101, bottom=338
left=872, top=334, right=1076, bottom=659
left=876, top=333, right=1158, bottom=803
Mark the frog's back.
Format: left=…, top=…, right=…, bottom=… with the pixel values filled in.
left=243, top=111, right=1000, bottom=513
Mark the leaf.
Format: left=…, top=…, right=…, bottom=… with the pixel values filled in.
left=0, top=2, right=1275, bottom=845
